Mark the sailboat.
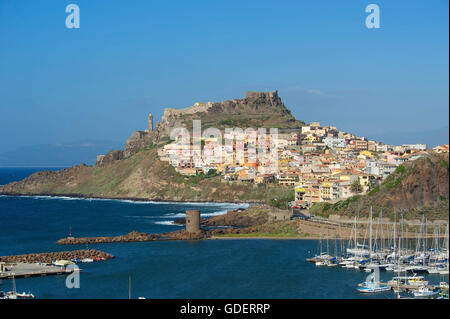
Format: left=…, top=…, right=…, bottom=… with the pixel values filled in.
left=326, top=230, right=339, bottom=267
left=315, top=233, right=328, bottom=266
left=439, top=224, right=449, bottom=275
left=1, top=275, right=34, bottom=299
left=357, top=266, right=391, bottom=293
left=363, top=207, right=388, bottom=272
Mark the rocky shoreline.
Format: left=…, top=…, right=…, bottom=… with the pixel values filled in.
left=0, top=249, right=114, bottom=264
left=0, top=192, right=258, bottom=205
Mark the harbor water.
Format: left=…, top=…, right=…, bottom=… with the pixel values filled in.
left=0, top=168, right=447, bottom=299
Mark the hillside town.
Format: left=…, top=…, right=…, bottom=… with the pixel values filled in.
left=158, top=121, right=449, bottom=209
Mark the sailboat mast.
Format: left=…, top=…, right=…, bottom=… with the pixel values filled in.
left=393, top=211, right=397, bottom=262
left=369, top=206, right=373, bottom=262
left=320, top=232, right=323, bottom=255
left=422, top=214, right=425, bottom=267
left=334, top=230, right=338, bottom=257
left=399, top=214, right=403, bottom=264
left=380, top=209, right=384, bottom=251
left=12, top=275, right=16, bottom=294
left=129, top=276, right=131, bottom=299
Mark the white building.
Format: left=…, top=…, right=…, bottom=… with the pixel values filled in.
left=323, top=137, right=346, bottom=149
left=402, top=144, right=427, bottom=151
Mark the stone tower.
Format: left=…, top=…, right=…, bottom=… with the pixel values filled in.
left=148, top=113, right=153, bottom=132
left=185, top=210, right=200, bottom=233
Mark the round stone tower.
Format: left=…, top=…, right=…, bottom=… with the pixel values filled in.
left=185, top=210, right=200, bottom=233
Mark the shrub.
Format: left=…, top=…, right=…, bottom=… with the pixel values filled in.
left=368, top=186, right=380, bottom=196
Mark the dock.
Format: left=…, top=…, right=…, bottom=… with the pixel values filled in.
left=0, top=249, right=114, bottom=264
left=0, top=262, right=78, bottom=280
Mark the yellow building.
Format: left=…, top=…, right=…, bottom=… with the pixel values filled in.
left=278, top=174, right=298, bottom=186
left=358, top=174, right=371, bottom=186
left=360, top=150, right=374, bottom=158
left=295, top=185, right=307, bottom=201
left=320, top=182, right=333, bottom=201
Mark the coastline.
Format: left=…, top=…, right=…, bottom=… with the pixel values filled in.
left=0, top=192, right=257, bottom=205
left=210, top=236, right=320, bottom=240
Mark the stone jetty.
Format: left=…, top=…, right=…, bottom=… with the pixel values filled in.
left=0, top=249, right=114, bottom=264
left=56, top=229, right=214, bottom=245
left=56, top=230, right=161, bottom=245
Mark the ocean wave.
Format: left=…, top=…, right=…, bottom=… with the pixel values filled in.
left=125, top=215, right=161, bottom=219
left=153, top=220, right=183, bottom=226
left=164, top=209, right=230, bottom=218
left=164, top=213, right=188, bottom=218
left=2, top=195, right=248, bottom=207
left=200, top=210, right=229, bottom=217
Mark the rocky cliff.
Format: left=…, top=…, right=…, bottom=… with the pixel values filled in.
left=310, top=152, right=449, bottom=221
left=99, top=91, right=304, bottom=164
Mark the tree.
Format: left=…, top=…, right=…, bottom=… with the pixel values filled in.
left=351, top=180, right=363, bottom=194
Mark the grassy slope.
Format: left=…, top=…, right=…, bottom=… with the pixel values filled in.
left=216, top=221, right=311, bottom=238
left=0, top=148, right=294, bottom=203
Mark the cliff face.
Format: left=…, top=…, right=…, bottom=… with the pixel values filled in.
left=311, top=152, right=449, bottom=221
left=381, top=153, right=449, bottom=211
left=106, top=91, right=304, bottom=163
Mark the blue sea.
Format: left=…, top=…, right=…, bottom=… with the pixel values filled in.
left=0, top=168, right=447, bottom=299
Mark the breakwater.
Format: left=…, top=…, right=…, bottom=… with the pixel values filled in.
left=56, top=231, right=161, bottom=245
left=0, top=249, right=114, bottom=264
left=56, top=229, right=214, bottom=245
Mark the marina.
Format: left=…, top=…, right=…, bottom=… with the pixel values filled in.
left=307, top=207, right=449, bottom=298
left=0, top=191, right=448, bottom=299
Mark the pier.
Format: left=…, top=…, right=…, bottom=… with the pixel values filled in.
left=0, top=262, right=77, bottom=280
left=0, top=249, right=114, bottom=267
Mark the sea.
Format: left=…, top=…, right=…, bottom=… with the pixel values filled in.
left=0, top=168, right=447, bottom=299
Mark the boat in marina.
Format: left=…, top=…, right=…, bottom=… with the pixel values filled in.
left=427, top=266, right=445, bottom=274
left=315, top=261, right=327, bottom=266
left=0, top=276, right=35, bottom=299
left=14, top=291, right=35, bottom=299
left=347, top=244, right=370, bottom=257
left=81, top=258, right=94, bottom=263
left=357, top=283, right=391, bottom=293
left=326, top=258, right=339, bottom=267
left=412, top=286, right=438, bottom=299
left=357, top=268, right=391, bottom=293
left=305, top=209, right=447, bottom=298
left=52, top=260, right=75, bottom=267
left=357, top=265, right=391, bottom=293
left=406, top=265, right=428, bottom=275
left=387, top=275, right=429, bottom=290
left=437, top=282, right=449, bottom=299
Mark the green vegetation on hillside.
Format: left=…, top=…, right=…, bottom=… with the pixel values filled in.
left=0, top=148, right=294, bottom=206
left=310, top=153, right=449, bottom=221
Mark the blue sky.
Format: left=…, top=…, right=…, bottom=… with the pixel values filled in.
left=0, top=0, right=448, bottom=153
